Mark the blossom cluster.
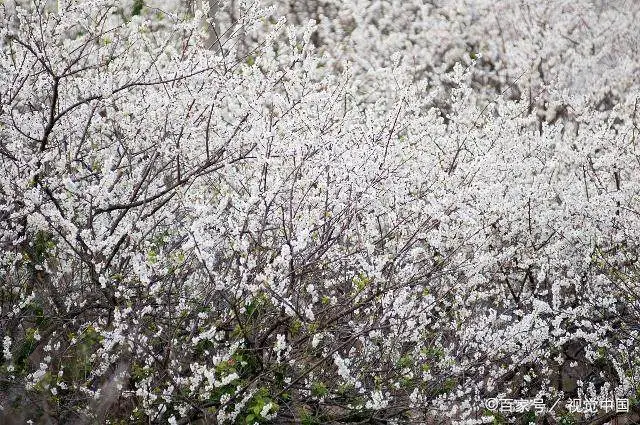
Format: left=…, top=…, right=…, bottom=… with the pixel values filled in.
left=1, top=0, right=639, bottom=424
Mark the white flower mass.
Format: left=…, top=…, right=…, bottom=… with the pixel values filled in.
left=1, top=0, right=640, bottom=423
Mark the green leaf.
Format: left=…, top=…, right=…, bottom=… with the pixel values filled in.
left=311, top=381, right=328, bottom=397
left=131, top=0, right=144, bottom=16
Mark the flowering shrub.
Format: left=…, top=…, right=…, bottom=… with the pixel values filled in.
left=1, top=1, right=640, bottom=424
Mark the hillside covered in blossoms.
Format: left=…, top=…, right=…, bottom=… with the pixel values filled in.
left=1, top=1, right=640, bottom=424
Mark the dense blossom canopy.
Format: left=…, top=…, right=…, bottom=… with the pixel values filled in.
left=1, top=0, right=640, bottom=424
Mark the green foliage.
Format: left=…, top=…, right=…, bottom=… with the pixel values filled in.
left=299, top=407, right=323, bottom=425
left=558, top=412, right=578, bottom=425
left=397, top=355, right=413, bottom=368
left=147, top=249, right=158, bottom=264
left=63, top=326, right=103, bottom=384
left=131, top=0, right=144, bottom=16
left=245, top=293, right=269, bottom=316
left=25, top=302, right=47, bottom=327
left=311, top=381, right=328, bottom=397
left=29, top=230, right=56, bottom=265
left=492, top=414, right=506, bottom=425
left=483, top=409, right=506, bottom=425
left=32, top=371, right=55, bottom=393
left=521, top=410, right=536, bottom=424
left=194, top=337, right=216, bottom=357
left=352, top=272, right=371, bottom=292
left=436, top=377, right=457, bottom=395
left=241, top=387, right=278, bottom=424
left=421, top=346, right=444, bottom=359
left=15, top=328, right=39, bottom=373
left=131, top=362, right=152, bottom=382
left=290, top=319, right=302, bottom=335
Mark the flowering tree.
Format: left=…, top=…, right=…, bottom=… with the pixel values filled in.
left=1, top=1, right=640, bottom=424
